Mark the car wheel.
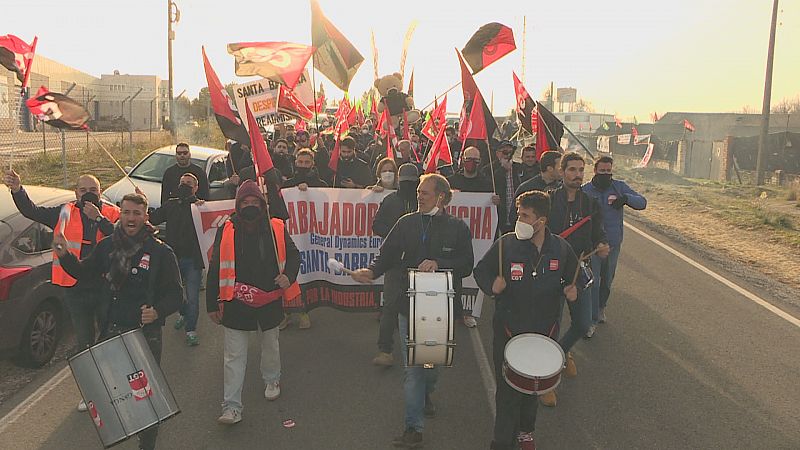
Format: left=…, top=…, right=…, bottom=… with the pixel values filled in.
left=16, top=301, right=61, bottom=368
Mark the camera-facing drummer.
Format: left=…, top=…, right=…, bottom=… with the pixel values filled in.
left=350, top=174, right=474, bottom=449
left=473, top=190, right=580, bottom=450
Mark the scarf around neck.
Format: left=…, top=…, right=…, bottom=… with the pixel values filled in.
left=107, top=222, right=156, bottom=290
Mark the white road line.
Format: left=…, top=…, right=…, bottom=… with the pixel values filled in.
left=625, top=222, right=800, bottom=329
left=0, top=366, right=71, bottom=434
left=470, top=327, right=496, bottom=418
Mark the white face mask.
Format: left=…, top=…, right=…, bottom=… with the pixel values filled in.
left=380, top=172, right=395, bottom=185
left=423, top=206, right=439, bottom=216
left=514, top=220, right=535, bottom=240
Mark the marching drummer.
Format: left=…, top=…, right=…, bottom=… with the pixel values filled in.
left=350, top=174, right=474, bottom=449
left=473, top=190, right=580, bottom=450
left=52, top=193, right=183, bottom=450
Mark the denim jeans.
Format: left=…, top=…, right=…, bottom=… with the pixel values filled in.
left=559, top=278, right=592, bottom=354
left=63, top=287, right=108, bottom=352
left=222, top=325, right=281, bottom=413
left=177, top=258, right=201, bottom=333
left=398, top=314, right=439, bottom=432
left=590, top=246, right=621, bottom=323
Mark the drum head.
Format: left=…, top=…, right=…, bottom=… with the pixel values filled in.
left=504, top=334, right=565, bottom=378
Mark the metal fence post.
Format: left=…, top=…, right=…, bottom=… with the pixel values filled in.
left=61, top=129, right=67, bottom=188
left=42, top=123, right=46, bottom=156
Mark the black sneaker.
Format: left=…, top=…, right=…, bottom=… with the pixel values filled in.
left=392, top=427, right=423, bottom=448
left=424, top=394, right=436, bottom=418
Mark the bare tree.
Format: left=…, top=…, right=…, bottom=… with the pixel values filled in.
left=771, top=96, right=800, bottom=114
left=574, top=99, right=595, bottom=113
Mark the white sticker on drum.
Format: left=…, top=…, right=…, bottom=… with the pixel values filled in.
left=127, top=370, right=153, bottom=401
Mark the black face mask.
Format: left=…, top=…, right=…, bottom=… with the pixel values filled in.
left=294, top=167, right=312, bottom=178
left=239, top=205, right=263, bottom=221
left=592, top=173, right=613, bottom=190
left=175, top=183, right=193, bottom=199
left=399, top=181, right=418, bottom=199
left=79, top=192, right=101, bottom=209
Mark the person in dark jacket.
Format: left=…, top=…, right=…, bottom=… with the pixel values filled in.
left=332, top=137, right=372, bottom=188
left=161, top=143, right=210, bottom=205
left=351, top=174, right=474, bottom=449
left=485, top=141, right=525, bottom=235
left=543, top=152, right=610, bottom=407
left=271, top=138, right=294, bottom=183
left=53, top=193, right=183, bottom=450
left=283, top=149, right=328, bottom=190
left=148, top=173, right=205, bottom=346
left=474, top=191, right=579, bottom=450
left=370, top=163, right=419, bottom=366
left=510, top=151, right=563, bottom=225
left=519, top=145, right=540, bottom=183
left=206, top=180, right=300, bottom=425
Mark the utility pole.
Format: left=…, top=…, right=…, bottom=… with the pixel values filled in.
left=167, top=0, right=180, bottom=140
left=755, top=0, right=779, bottom=185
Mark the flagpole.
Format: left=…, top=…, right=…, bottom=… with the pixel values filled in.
left=89, top=134, right=140, bottom=191
left=420, top=81, right=462, bottom=112
left=257, top=176, right=283, bottom=274
left=310, top=60, right=320, bottom=133
left=562, top=123, right=595, bottom=159
left=485, top=139, right=497, bottom=194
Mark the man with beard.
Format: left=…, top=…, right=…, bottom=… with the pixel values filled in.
left=149, top=173, right=206, bottom=346
left=206, top=180, right=300, bottom=425
left=370, top=163, right=419, bottom=366
left=510, top=151, right=563, bottom=225
left=351, top=174, right=473, bottom=449
left=543, top=152, right=609, bottom=407
left=519, top=145, right=540, bottom=183
left=447, top=146, right=500, bottom=328
left=333, top=136, right=372, bottom=188
left=4, top=170, right=119, bottom=411
left=474, top=191, right=579, bottom=450
left=161, top=143, right=210, bottom=205
left=52, top=193, right=183, bottom=450
left=283, top=149, right=328, bottom=190
left=582, top=155, right=646, bottom=329
left=271, top=139, right=294, bottom=183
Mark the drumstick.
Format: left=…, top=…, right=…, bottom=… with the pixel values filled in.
left=570, top=251, right=585, bottom=287
left=327, top=258, right=355, bottom=276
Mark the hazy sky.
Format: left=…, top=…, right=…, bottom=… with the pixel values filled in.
left=3, top=0, right=798, bottom=120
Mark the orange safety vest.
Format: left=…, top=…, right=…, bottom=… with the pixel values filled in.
left=218, top=218, right=301, bottom=302
left=52, top=201, right=121, bottom=287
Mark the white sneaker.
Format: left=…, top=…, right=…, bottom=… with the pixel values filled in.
left=598, top=308, right=607, bottom=323
left=585, top=324, right=596, bottom=338
left=463, top=315, right=477, bottom=328
left=264, top=381, right=281, bottom=401
left=217, top=409, right=242, bottom=424
left=77, top=399, right=88, bottom=412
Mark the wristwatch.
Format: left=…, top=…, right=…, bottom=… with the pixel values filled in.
left=95, top=216, right=103, bottom=223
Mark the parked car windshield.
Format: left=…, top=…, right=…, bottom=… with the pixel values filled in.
left=128, top=153, right=204, bottom=182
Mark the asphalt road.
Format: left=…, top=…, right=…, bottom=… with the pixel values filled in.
left=1, top=222, right=798, bottom=449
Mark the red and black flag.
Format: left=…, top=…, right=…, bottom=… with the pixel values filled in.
left=0, top=34, right=37, bottom=88
left=683, top=119, right=695, bottom=132
left=533, top=101, right=565, bottom=157
left=311, top=0, right=364, bottom=92
left=512, top=71, right=535, bottom=134
left=457, top=49, right=497, bottom=142
left=26, top=86, right=90, bottom=130
left=202, top=47, right=250, bottom=144
left=461, top=23, right=515, bottom=75
left=244, top=99, right=274, bottom=176
left=227, top=42, right=315, bottom=90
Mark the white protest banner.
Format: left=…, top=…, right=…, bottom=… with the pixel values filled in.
left=191, top=189, right=497, bottom=311
left=191, top=199, right=236, bottom=269
left=597, top=135, right=610, bottom=153
left=617, top=134, right=631, bottom=145
left=634, top=134, right=651, bottom=145
left=636, top=143, right=655, bottom=168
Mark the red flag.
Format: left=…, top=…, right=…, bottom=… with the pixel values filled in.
left=277, top=85, right=314, bottom=120
left=335, top=96, right=351, bottom=122
left=683, top=119, right=695, bottom=132
left=614, top=116, right=622, bottom=129
left=244, top=100, right=274, bottom=175
left=631, top=126, right=638, bottom=138
left=295, top=119, right=307, bottom=132
left=421, top=95, right=447, bottom=141
left=402, top=110, right=410, bottom=140
left=407, top=69, right=415, bottom=97
left=376, top=106, right=397, bottom=158
left=314, top=91, right=326, bottom=114
left=424, top=122, right=451, bottom=174
left=0, top=34, right=36, bottom=88
left=202, top=47, right=249, bottom=143
left=462, top=90, right=487, bottom=140
left=457, top=49, right=496, bottom=140
left=512, top=72, right=535, bottom=134
left=461, top=23, right=516, bottom=74
left=327, top=120, right=350, bottom=173
left=227, top=42, right=315, bottom=89
left=26, top=86, right=90, bottom=130
left=533, top=105, right=551, bottom=160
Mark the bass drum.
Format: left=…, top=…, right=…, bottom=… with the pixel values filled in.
left=69, top=328, right=180, bottom=448
left=407, top=270, right=455, bottom=367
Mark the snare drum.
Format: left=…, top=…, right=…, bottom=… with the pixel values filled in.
left=406, top=270, right=455, bottom=367
left=502, top=333, right=565, bottom=395
left=69, top=328, right=180, bottom=448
